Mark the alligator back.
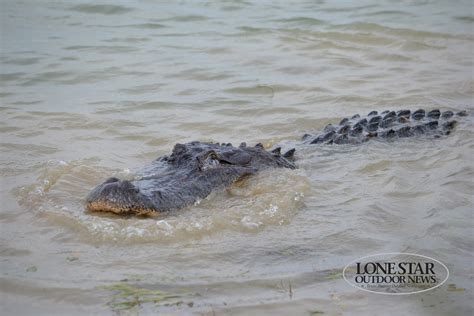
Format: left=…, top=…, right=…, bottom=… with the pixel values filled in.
left=303, top=109, right=468, bottom=145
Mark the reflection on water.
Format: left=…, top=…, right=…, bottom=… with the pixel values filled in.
left=1, top=0, right=473, bottom=314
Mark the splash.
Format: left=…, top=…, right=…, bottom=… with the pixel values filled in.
left=15, top=160, right=310, bottom=244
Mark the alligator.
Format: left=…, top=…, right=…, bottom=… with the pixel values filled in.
left=86, top=141, right=296, bottom=216
left=86, top=108, right=468, bottom=216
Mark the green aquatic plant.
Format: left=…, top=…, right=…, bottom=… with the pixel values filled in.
left=324, top=269, right=344, bottom=281
left=100, top=283, right=183, bottom=313
left=447, top=284, right=465, bottom=292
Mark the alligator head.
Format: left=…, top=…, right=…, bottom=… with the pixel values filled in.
left=86, top=141, right=296, bottom=216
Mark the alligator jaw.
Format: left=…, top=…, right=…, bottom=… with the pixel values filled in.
left=86, top=178, right=159, bottom=216
left=86, top=200, right=158, bottom=217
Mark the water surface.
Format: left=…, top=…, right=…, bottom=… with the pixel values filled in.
left=1, top=0, right=473, bottom=315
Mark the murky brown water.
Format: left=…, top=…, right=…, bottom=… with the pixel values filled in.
left=1, top=0, right=473, bottom=315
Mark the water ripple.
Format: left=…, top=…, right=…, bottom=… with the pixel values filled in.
left=69, top=4, right=134, bottom=15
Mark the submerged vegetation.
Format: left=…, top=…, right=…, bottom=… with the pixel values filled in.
left=100, top=282, right=188, bottom=314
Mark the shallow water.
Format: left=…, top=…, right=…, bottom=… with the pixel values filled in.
left=1, top=0, right=473, bottom=315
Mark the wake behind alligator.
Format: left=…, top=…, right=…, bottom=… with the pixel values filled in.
left=86, top=108, right=468, bottom=216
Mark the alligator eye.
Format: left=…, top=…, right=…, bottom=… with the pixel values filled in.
left=198, top=151, right=221, bottom=171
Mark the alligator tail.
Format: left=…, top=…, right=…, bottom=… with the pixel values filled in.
left=303, top=109, right=468, bottom=145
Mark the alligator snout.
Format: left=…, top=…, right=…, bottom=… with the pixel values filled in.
left=86, top=178, right=157, bottom=216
